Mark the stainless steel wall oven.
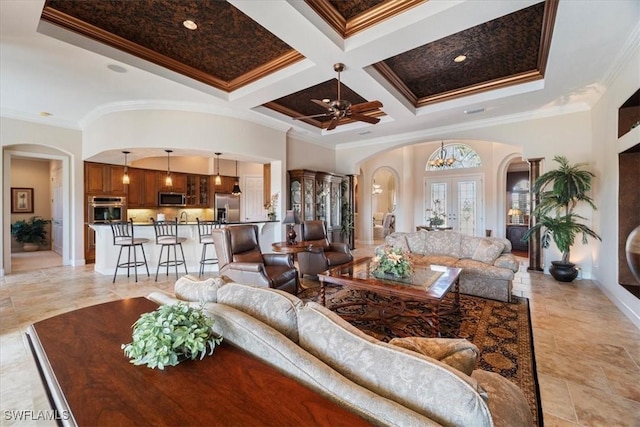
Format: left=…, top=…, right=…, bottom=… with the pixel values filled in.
left=88, top=196, right=126, bottom=223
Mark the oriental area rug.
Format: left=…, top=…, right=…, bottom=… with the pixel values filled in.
left=299, top=285, right=542, bottom=427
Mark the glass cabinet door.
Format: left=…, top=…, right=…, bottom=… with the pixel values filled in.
left=303, top=177, right=315, bottom=221
left=291, top=180, right=302, bottom=214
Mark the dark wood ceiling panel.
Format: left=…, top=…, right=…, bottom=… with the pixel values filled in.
left=374, top=0, right=557, bottom=107
left=268, top=79, right=369, bottom=123
left=42, top=0, right=303, bottom=91
left=306, top=0, right=425, bottom=38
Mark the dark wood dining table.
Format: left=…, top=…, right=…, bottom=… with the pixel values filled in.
left=27, top=297, right=371, bottom=426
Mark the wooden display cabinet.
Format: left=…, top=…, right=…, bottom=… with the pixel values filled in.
left=187, top=175, right=210, bottom=207
left=288, top=169, right=344, bottom=243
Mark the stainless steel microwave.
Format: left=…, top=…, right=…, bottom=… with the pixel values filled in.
left=158, top=192, right=186, bottom=206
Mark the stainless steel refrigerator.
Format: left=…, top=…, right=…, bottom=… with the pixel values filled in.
left=215, top=193, right=240, bottom=223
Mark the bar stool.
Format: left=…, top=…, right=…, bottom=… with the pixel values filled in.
left=109, top=219, right=149, bottom=283
left=150, top=218, right=188, bottom=281
left=196, top=218, right=220, bottom=277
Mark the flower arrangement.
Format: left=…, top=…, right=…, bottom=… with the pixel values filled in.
left=426, top=199, right=445, bottom=227
left=371, top=246, right=412, bottom=278
left=266, top=192, right=279, bottom=220
left=122, top=302, right=222, bottom=370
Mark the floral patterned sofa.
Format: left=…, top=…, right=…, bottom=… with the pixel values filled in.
left=383, top=230, right=520, bottom=302
left=147, top=276, right=533, bottom=426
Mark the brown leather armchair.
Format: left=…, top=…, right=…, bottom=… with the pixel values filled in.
left=212, top=224, right=299, bottom=294
left=297, top=220, right=353, bottom=278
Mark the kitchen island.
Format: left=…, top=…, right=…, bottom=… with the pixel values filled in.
left=90, top=221, right=280, bottom=277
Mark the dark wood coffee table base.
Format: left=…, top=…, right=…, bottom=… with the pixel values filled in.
left=27, top=298, right=370, bottom=426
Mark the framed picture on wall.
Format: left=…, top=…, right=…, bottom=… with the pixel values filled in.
left=11, top=187, right=34, bottom=213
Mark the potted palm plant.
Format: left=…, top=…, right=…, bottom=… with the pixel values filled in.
left=522, top=156, right=601, bottom=282
left=11, top=216, right=51, bottom=252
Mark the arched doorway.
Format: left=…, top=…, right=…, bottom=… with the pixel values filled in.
left=371, top=167, right=397, bottom=243
left=4, top=147, right=71, bottom=274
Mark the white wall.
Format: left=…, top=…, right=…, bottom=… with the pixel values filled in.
left=84, top=110, right=285, bottom=163
left=1, top=118, right=83, bottom=275
left=590, top=44, right=640, bottom=327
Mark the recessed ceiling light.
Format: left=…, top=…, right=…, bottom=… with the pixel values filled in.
left=107, top=64, right=127, bottom=73
left=454, top=55, right=467, bottom=63
left=183, top=20, right=198, bottom=30
left=322, top=98, right=331, bottom=103
left=39, top=111, right=52, bottom=117
left=464, top=108, right=485, bottom=115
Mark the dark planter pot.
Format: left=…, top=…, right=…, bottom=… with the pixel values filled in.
left=549, top=261, right=579, bottom=282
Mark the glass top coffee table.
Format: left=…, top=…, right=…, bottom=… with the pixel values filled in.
left=318, top=257, right=462, bottom=337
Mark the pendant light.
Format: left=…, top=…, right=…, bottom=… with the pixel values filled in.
left=214, top=152, right=222, bottom=186
left=231, top=160, right=242, bottom=195
left=165, top=149, right=173, bottom=187
left=122, top=150, right=130, bottom=184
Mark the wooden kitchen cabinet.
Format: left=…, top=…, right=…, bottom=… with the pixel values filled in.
left=85, top=163, right=105, bottom=194
left=84, top=162, right=126, bottom=195
left=109, top=165, right=126, bottom=195
left=143, top=170, right=160, bottom=206
left=125, top=168, right=143, bottom=207
left=158, top=172, right=186, bottom=193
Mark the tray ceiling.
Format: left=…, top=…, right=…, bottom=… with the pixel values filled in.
left=40, top=0, right=557, bottom=132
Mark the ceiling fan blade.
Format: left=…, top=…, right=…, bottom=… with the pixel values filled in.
left=293, top=113, right=329, bottom=120
left=349, top=112, right=380, bottom=124
left=311, top=99, right=332, bottom=111
left=326, top=117, right=339, bottom=131
left=350, top=100, right=383, bottom=113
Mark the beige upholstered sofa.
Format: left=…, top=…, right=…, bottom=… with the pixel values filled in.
left=383, top=230, right=520, bottom=302
left=148, top=276, right=533, bottom=427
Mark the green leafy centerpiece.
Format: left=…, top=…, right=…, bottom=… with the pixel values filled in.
left=122, top=302, right=222, bottom=370
left=371, top=246, right=413, bottom=280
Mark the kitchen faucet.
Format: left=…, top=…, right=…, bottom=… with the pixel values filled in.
left=179, top=211, right=188, bottom=223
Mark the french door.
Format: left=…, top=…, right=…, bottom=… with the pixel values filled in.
left=424, top=174, right=484, bottom=236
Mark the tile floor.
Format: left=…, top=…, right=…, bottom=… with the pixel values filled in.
left=1, top=247, right=639, bottom=426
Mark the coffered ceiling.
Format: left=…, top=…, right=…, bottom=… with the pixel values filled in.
left=1, top=0, right=638, bottom=149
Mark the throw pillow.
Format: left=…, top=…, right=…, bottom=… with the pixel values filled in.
left=174, top=275, right=227, bottom=302
left=389, top=337, right=479, bottom=375
left=472, top=239, right=504, bottom=265
left=384, top=233, right=409, bottom=252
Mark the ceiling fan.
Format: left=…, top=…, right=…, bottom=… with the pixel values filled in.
left=294, top=63, right=383, bottom=131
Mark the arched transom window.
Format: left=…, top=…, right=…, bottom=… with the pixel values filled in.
left=426, top=143, right=482, bottom=171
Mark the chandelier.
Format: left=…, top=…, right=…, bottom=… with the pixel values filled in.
left=428, top=142, right=457, bottom=168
